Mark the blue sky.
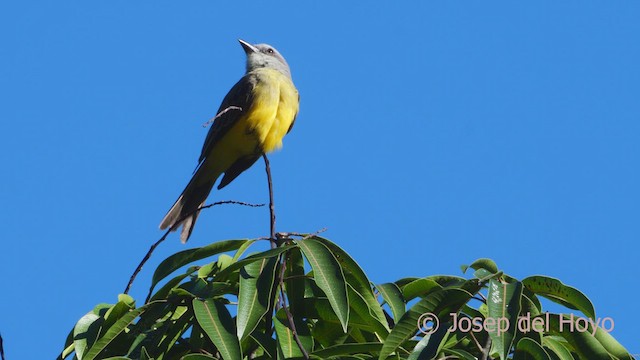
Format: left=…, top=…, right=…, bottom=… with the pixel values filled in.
left=1, top=1, right=639, bottom=358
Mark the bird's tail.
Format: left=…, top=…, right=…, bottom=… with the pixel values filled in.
left=159, top=164, right=219, bottom=243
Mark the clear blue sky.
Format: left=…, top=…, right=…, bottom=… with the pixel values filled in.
left=1, top=1, right=638, bottom=358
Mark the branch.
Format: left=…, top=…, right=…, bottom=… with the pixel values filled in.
left=0, top=332, right=4, bottom=360
left=480, top=333, right=492, bottom=360
left=123, top=200, right=264, bottom=295
left=262, top=154, right=277, bottom=249
left=201, top=106, right=242, bottom=127
left=278, top=254, right=310, bottom=359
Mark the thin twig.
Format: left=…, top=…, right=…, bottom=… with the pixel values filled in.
left=254, top=227, right=328, bottom=243
left=124, top=200, right=264, bottom=295
left=469, top=331, right=485, bottom=354
left=275, top=228, right=328, bottom=240
left=278, top=254, right=310, bottom=359
left=262, top=154, right=277, bottom=249
left=0, top=332, right=4, bottom=360
left=201, top=106, right=242, bottom=127
left=480, top=333, right=492, bottom=360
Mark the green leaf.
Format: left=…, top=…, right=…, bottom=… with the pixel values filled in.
left=237, top=256, right=279, bottom=340
left=101, top=296, right=136, bottom=336
left=153, top=306, right=193, bottom=357
left=150, top=240, right=248, bottom=293
left=424, top=275, right=467, bottom=288
left=83, top=305, right=149, bottom=360
left=348, top=284, right=391, bottom=334
left=284, top=247, right=306, bottom=315
left=192, top=298, right=242, bottom=360
left=181, top=354, right=217, bottom=360
left=314, top=237, right=389, bottom=332
left=216, top=245, right=293, bottom=280
left=441, top=348, right=478, bottom=360
left=487, top=279, right=522, bottom=360
left=297, top=238, right=349, bottom=332
left=378, top=288, right=473, bottom=360
left=461, top=258, right=499, bottom=274
left=544, top=313, right=610, bottom=360
left=150, top=266, right=199, bottom=302
left=522, top=276, right=595, bottom=320
left=593, top=325, right=634, bottom=359
left=311, top=343, right=382, bottom=357
left=274, top=308, right=313, bottom=357
left=232, top=239, right=256, bottom=261
left=73, top=312, right=102, bottom=360
left=513, top=338, right=551, bottom=360
left=249, top=331, right=276, bottom=359
left=217, top=254, right=234, bottom=271
left=406, top=321, right=451, bottom=360
left=376, top=283, right=405, bottom=322
left=58, top=329, right=75, bottom=360
left=401, top=278, right=442, bottom=301
left=542, top=337, right=574, bottom=360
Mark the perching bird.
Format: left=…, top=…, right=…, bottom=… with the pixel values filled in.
left=160, top=39, right=299, bottom=243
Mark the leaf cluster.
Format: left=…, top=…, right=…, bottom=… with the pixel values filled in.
left=59, top=239, right=634, bottom=360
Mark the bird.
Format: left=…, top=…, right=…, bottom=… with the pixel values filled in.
left=159, top=39, right=299, bottom=243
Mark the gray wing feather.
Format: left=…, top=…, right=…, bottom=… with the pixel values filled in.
left=199, top=74, right=256, bottom=164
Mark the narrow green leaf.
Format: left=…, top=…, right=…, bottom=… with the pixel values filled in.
left=424, top=275, right=467, bottom=288
left=348, top=284, right=391, bottom=335
left=314, top=237, right=389, bottom=331
left=181, top=354, right=217, bottom=360
left=101, top=297, right=136, bottom=337
left=542, top=337, right=574, bottom=360
left=150, top=266, right=199, bottom=302
left=284, top=247, right=306, bottom=315
left=83, top=305, right=149, bottom=360
left=216, top=245, right=293, bottom=280
left=311, top=319, right=350, bottom=348
left=593, top=326, right=634, bottom=359
left=232, top=239, right=256, bottom=261
left=378, top=288, right=473, bottom=360
left=58, top=329, right=75, bottom=360
left=441, top=348, right=478, bottom=360
left=513, top=338, right=551, bottom=360
left=401, top=278, right=442, bottom=301
left=151, top=240, right=248, bottom=292
left=297, top=238, right=349, bottom=332
left=406, top=321, right=451, bottom=360
left=544, top=313, right=610, bottom=360
left=311, top=343, right=382, bottom=357
left=73, top=312, right=102, bottom=360
left=249, top=331, right=277, bottom=359
left=461, top=258, right=499, bottom=274
left=192, top=298, right=242, bottom=360
left=154, top=306, right=193, bottom=357
left=376, top=283, right=405, bottom=322
left=237, top=256, right=279, bottom=340
left=487, top=279, right=522, bottom=360
left=274, top=308, right=313, bottom=358
left=522, top=276, right=595, bottom=320
left=217, top=254, right=234, bottom=271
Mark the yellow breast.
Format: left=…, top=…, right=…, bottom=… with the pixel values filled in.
left=246, top=68, right=299, bottom=153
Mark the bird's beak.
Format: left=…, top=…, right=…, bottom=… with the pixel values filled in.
left=238, top=39, right=258, bottom=54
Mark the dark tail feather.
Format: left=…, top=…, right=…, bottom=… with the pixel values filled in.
left=160, top=167, right=217, bottom=243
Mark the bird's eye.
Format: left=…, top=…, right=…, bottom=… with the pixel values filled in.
left=266, top=48, right=274, bottom=54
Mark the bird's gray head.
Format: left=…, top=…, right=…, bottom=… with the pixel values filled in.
left=239, top=39, right=292, bottom=78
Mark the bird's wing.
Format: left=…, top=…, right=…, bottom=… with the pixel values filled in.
left=198, top=74, right=256, bottom=164
left=286, top=92, right=300, bottom=134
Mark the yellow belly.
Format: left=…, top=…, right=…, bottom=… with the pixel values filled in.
left=245, top=68, right=299, bottom=153
left=203, top=68, right=299, bottom=180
